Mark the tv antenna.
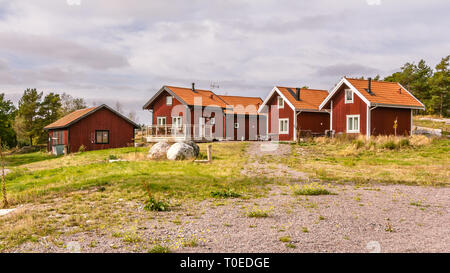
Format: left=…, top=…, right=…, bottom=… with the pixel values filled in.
left=210, top=81, right=220, bottom=90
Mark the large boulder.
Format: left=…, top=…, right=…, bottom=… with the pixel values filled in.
left=181, top=140, right=200, bottom=157
left=167, top=142, right=195, bottom=160
left=148, top=142, right=170, bottom=159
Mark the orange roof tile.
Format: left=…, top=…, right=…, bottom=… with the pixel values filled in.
left=345, top=78, right=424, bottom=108
left=276, top=87, right=329, bottom=110
left=165, top=86, right=228, bottom=108
left=218, top=95, right=263, bottom=115
left=44, top=106, right=99, bottom=129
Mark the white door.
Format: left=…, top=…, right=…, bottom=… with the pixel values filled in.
left=198, top=117, right=205, bottom=138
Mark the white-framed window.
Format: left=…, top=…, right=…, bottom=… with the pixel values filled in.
left=166, top=96, right=173, bottom=106
left=234, top=123, right=239, bottom=129
left=279, top=118, right=289, bottom=134
left=346, top=115, right=360, bottom=133
left=277, top=96, right=284, bottom=108
left=345, top=89, right=353, bottom=104
left=172, top=117, right=182, bottom=128
left=210, top=117, right=215, bottom=125
left=157, top=117, right=166, bottom=126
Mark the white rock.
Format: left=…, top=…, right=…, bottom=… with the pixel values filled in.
left=167, top=142, right=195, bottom=160
left=148, top=141, right=170, bottom=159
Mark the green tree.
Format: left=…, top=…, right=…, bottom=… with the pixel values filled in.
left=15, top=88, right=42, bottom=146
left=0, top=94, right=17, bottom=148
left=384, top=60, right=433, bottom=104
left=428, top=55, right=449, bottom=117
left=37, top=93, right=62, bottom=143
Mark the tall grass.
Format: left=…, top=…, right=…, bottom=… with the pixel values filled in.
left=314, top=134, right=433, bottom=151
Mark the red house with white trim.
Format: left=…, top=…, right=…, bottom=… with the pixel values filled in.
left=319, top=77, right=425, bottom=137
left=142, top=84, right=266, bottom=141
left=258, top=86, right=330, bottom=141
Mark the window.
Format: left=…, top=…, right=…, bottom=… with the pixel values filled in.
left=346, top=115, right=360, bottom=133
left=96, top=130, right=109, bottom=144
left=234, top=123, right=239, bottom=129
left=345, top=89, right=353, bottom=103
left=52, top=130, right=64, bottom=145
left=172, top=117, right=182, bottom=128
left=157, top=117, right=166, bottom=126
left=210, top=117, right=215, bottom=125
left=166, top=96, right=173, bottom=106
left=277, top=96, right=284, bottom=108
left=279, top=118, right=289, bottom=134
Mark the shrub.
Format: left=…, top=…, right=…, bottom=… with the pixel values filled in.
left=381, top=140, right=397, bottom=150
left=210, top=189, right=241, bottom=198
left=352, top=139, right=365, bottom=149
left=144, top=196, right=169, bottom=211
left=398, top=138, right=410, bottom=148
left=292, top=182, right=332, bottom=196
left=279, top=236, right=291, bottom=242
left=78, top=145, right=86, bottom=153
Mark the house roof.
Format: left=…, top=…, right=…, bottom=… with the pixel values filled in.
left=345, top=78, right=425, bottom=108
left=44, top=104, right=139, bottom=130
left=218, top=95, right=263, bottom=115
left=276, top=87, right=330, bottom=111
left=142, top=85, right=229, bottom=109
left=258, top=86, right=330, bottom=112
left=319, top=77, right=425, bottom=110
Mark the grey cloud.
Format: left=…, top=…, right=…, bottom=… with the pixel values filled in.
left=315, top=63, right=381, bottom=78
left=0, top=32, right=128, bottom=69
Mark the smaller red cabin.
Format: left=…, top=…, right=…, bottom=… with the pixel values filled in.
left=44, top=104, right=139, bottom=155
left=319, top=77, right=425, bottom=137
left=259, top=86, right=330, bottom=141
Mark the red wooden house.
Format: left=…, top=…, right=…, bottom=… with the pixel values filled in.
left=44, top=104, right=139, bottom=155
left=258, top=86, right=330, bottom=141
left=319, top=77, right=425, bottom=137
left=142, top=84, right=266, bottom=141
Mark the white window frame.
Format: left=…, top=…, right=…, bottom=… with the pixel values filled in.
left=157, top=117, right=166, bottom=126
left=166, top=96, right=173, bottom=106
left=279, top=118, right=289, bottom=134
left=172, top=116, right=182, bottom=128
left=345, top=89, right=353, bottom=104
left=234, top=122, right=239, bottom=129
left=346, top=115, right=360, bottom=133
left=277, top=96, right=284, bottom=109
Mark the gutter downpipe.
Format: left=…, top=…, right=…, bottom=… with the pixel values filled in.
left=367, top=104, right=378, bottom=139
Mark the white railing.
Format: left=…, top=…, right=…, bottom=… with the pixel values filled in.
left=142, top=124, right=214, bottom=141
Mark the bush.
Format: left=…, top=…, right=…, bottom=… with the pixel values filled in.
left=352, top=139, right=365, bottom=149
left=210, top=189, right=241, bottom=198
left=381, top=141, right=397, bottom=150
left=108, top=154, right=118, bottom=160
left=78, top=145, right=86, bottom=153
left=144, top=196, right=169, bottom=211
left=398, top=139, right=410, bottom=147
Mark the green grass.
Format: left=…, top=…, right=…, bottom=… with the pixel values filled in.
left=292, top=183, right=332, bottom=196
left=413, top=117, right=450, bottom=132
left=286, top=138, right=449, bottom=186
left=4, top=151, right=55, bottom=167
left=3, top=143, right=269, bottom=205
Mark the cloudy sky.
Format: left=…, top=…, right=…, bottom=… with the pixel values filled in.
left=0, top=0, right=449, bottom=123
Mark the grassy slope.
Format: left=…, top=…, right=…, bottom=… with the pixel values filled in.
left=4, top=143, right=269, bottom=205
left=285, top=139, right=449, bottom=186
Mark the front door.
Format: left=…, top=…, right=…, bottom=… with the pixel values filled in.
left=198, top=117, right=205, bottom=138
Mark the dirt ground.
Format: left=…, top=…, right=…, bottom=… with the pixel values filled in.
left=7, top=143, right=450, bottom=253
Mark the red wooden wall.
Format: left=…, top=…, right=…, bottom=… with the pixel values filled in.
left=297, top=112, right=330, bottom=134
left=371, top=107, right=411, bottom=136
left=331, top=84, right=367, bottom=135
left=267, top=92, right=294, bottom=141
left=67, top=108, right=135, bottom=152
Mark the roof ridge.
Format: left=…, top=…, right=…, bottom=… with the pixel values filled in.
left=345, top=77, right=399, bottom=84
